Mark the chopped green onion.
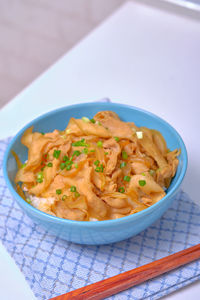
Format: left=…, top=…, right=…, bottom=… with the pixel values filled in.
left=94, top=160, right=100, bottom=166
left=36, top=172, right=43, bottom=183
left=95, top=164, right=104, bottom=173
left=37, top=172, right=43, bottom=178
left=118, top=187, right=125, bottom=193
left=114, top=137, right=119, bottom=142
left=74, top=163, right=78, bottom=169
left=63, top=155, right=69, bottom=162
left=62, top=195, right=67, bottom=201
left=21, top=163, right=26, bottom=169
left=70, top=186, right=76, bottom=192
left=72, top=150, right=81, bottom=157
left=72, top=139, right=89, bottom=147
left=74, top=191, right=80, bottom=198
left=136, top=131, right=143, bottom=139
left=47, top=162, right=53, bottom=167
left=96, top=121, right=101, bottom=126
left=149, top=169, right=155, bottom=176
left=97, top=141, right=103, bottom=148
left=41, top=132, right=45, bottom=135
left=53, top=150, right=61, bottom=159
left=122, top=151, right=128, bottom=160
left=139, top=180, right=146, bottom=187
left=124, top=175, right=131, bottom=182
left=56, top=189, right=62, bottom=195
left=90, top=118, right=95, bottom=124
left=82, top=116, right=90, bottom=123
left=26, top=198, right=31, bottom=204
left=65, top=159, right=73, bottom=166
left=66, top=165, right=72, bottom=171
left=105, top=152, right=109, bottom=155
left=90, top=149, right=95, bottom=153
left=120, top=162, right=126, bottom=168
left=141, top=172, right=146, bottom=176
left=41, top=167, right=45, bottom=171
left=82, top=148, right=88, bottom=154
left=60, top=162, right=66, bottom=170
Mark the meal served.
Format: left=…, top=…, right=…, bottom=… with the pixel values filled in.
left=14, top=111, right=180, bottom=221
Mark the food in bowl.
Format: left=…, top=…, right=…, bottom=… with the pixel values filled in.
left=14, top=111, right=180, bottom=221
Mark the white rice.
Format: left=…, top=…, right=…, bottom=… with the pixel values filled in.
left=23, top=188, right=99, bottom=221
left=23, top=187, right=55, bottom=209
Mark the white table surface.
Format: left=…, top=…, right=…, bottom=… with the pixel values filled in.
left=0, top=0, right=200, bottom=299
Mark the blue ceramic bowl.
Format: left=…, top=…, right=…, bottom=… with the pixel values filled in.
left=3, top=103, right=187, bottom=245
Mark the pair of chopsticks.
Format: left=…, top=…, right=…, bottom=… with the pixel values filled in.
left=50, top=243, right=200, bottom=300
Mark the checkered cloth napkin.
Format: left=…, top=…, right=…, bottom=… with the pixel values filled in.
left=0, top=138, right=200, bottom=300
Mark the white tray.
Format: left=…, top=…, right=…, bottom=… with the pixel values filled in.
left=1, top=1, right=200, bottom=299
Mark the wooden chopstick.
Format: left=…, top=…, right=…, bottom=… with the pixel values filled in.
left=50, top=243, right=200, bottom=300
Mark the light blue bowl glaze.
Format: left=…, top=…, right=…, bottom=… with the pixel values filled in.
left=3, top=103, right=187, bottom=245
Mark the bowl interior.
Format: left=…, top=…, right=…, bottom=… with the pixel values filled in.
left=5, top=102, right=187, bottom=219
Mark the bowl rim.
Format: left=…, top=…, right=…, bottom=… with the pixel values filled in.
left=3, top=102, right=188, bottom=228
